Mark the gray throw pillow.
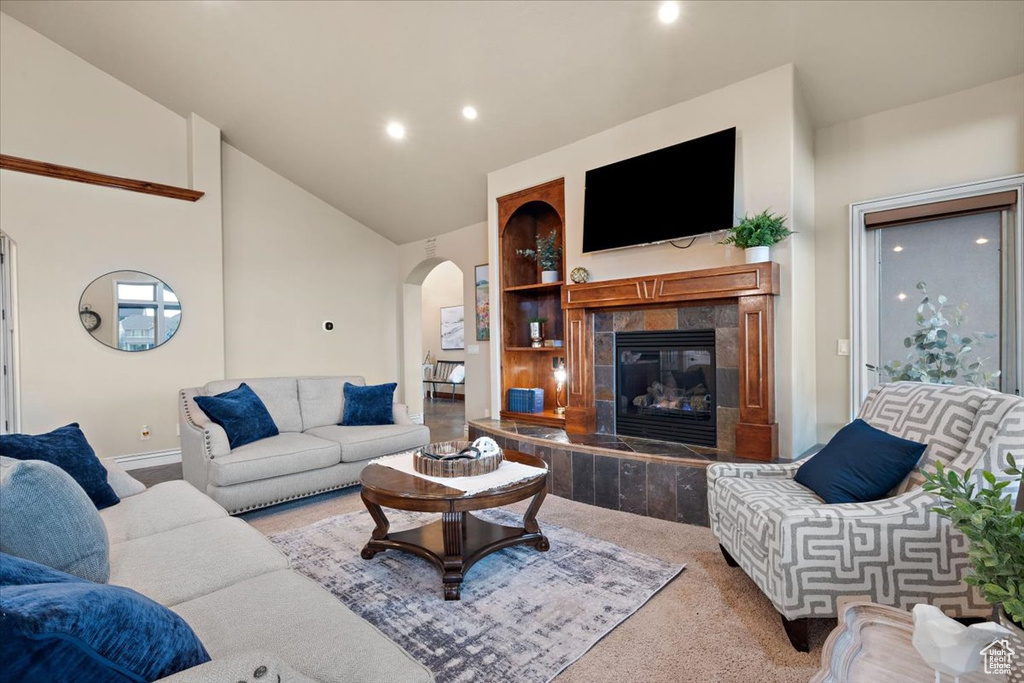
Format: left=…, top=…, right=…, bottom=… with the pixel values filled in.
left=0, top=456, right=111, bottom=582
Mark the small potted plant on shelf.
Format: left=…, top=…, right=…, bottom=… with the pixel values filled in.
left=516, top=229, right=563, bottom=283
left=923, top=453, right=1024, bottom=670
left=719, top=210, right=793, bottom=263
left=528, top=316, right=547, bottom=348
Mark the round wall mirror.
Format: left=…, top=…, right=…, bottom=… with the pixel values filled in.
left=79, top=271, right=182, bottom=352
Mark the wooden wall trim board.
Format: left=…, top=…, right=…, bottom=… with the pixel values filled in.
left=561, top=262, right=781, bottom=461
left=0, top=154, right=205, bottom=202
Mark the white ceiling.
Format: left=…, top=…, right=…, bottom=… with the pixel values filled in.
left=1, top=1, right=1022, bottom=243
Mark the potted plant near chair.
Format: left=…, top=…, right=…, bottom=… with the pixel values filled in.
left=923, top=453, right=1024, bottom=678
left=720, top=210, right=793, bottom=263
left=517, top=229, right=563, bottom=283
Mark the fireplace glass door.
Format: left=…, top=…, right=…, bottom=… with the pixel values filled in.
left=615, top=330, right=717, bottom=446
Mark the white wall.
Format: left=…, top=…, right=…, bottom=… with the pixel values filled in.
left=0, top=13, right=407, bottom=459
left=0, top=14, right=224, bottom=457
left=813, top=74, right=1024, bottom=441
left=221, top=143, right=401, bottom=385
left=421, top=261, right=466, bottom=394
left=399, top=221, right=490, bottom=421
left=487, top=65, right=817, bottom=458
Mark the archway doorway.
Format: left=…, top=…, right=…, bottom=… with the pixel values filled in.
left=403, top=258, right=466, bottom=441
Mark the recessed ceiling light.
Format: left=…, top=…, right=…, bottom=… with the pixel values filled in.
left=976, top=237, right=990, bottom=245
left=897, top=292, right=907, bottom=301
left=462, top=106, right=478, bottom=120
left=386, top=122, right=405, bottom=140
left=658, top=1, right=680, bottom=24
left=892, top=245, right=904, bottom=252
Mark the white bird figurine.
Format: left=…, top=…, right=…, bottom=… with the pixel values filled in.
left=912, top=604, right=1011, bottom=682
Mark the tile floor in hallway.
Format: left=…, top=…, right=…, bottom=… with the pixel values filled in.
left=420, top=397, right=466, bottom=442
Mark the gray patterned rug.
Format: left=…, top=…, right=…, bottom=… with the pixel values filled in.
left=270, top=508, right=684, bottom=683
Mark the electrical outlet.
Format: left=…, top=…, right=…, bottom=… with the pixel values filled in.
left=484, top=408, right=490, bottom=418
left=837, top=339, right=850, bottom=356
left=140, top=425, right=151, bottom=441
left=176, top=424, right=180, bottom=437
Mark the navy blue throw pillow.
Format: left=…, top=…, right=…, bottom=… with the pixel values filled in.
left=194, top=383, right=279, bottom=450
left=795, top=419, right=926, bottom=504
left=0, top=423, right=119, bottom=510
left=0, top=553, right=211, bottom=683
left=341, top=382, right=397, bottom=426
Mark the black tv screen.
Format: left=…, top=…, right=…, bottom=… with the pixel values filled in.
left=582, top=127, right=736, bottom=253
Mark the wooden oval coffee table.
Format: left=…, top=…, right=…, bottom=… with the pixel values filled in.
left=359, top=450, right=550, bottom=600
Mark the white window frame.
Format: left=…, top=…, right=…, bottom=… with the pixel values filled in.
left=850, top=174, right=1024, bottom=417
left=0, top=231, right=20, bottom=433
left=114, top=278, right=180, bottom=351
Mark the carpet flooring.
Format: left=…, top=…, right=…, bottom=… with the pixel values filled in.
left=243, top=488, right=831, bottom=682
left=270, top=507, right=683, bottom=683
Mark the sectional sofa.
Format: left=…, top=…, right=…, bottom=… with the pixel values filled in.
left=96, top=459, right=433, bottom=682
left=180, top=376, right=430, bottom=514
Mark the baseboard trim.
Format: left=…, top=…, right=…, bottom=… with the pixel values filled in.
left=114, top=449, right=182, bottom=471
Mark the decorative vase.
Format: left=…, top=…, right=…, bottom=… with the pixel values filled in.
left=998, top=609, right=1024, bottom=682
left=529, top=322, right=544, bottom=348
left=744, top=246, right=770, bottom=264
left=541, top=270, right=560, bottom=283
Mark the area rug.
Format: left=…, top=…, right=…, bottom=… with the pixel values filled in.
left=269, top=508, right=684, bottom=683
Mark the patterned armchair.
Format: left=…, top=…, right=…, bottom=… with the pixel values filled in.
left=707, top=383, right=1024, bottom=651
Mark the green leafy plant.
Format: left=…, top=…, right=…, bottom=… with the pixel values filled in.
left=516, top=229, right=562, bottom=271
left=922, top=454, right=1023, bottom=626
left=719, top=210, right=793, bottom=248
left=527, top=316, right=547, bottom=324
left=867, top=282, right=1000, bottom=389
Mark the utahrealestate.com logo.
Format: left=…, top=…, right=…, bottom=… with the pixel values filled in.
left=982, top=638, right=1016, bottom=676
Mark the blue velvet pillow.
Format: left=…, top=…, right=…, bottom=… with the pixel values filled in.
left=341, top=382, right=397, bottom=426
left=194, top=383, right=279, bottom=449
left=0, top=553, right=211, bottom=683
left=795, top=418, right=927, bottom=504
left=0, top=423, right=119, bottom=510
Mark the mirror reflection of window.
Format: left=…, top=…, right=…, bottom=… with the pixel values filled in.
left=79, top=271, right=182, bottom=352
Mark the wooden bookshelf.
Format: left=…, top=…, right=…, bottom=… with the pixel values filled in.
left=497, top=178, right=567, bottom=426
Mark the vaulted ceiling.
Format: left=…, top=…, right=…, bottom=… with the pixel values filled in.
left=2, top=1, right=1021, bottom=243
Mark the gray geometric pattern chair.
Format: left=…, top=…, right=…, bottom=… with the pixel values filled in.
left=707, top=382, right=1024, bottom=651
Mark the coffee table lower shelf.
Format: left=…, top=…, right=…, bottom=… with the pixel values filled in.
left=360, top=508, right=549, bottom=600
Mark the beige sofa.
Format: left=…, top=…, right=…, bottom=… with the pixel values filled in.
left=179, top=376, right=430, bottom=514
left=96, top=461, right=433, bottom=682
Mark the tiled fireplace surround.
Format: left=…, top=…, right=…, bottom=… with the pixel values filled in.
left=592, top=304, right=740, bottom=453
left=469, top=263, right=780, bottom=527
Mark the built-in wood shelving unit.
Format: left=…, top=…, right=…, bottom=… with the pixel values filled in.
left=498, top=178, right=567, bottom=425
left=0, top=154, right=205, bottom=202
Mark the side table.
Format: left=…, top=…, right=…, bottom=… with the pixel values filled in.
left=812, top=602, right=1007, bottom=683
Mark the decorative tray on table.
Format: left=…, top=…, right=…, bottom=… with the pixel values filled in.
left=413, top=438, right=503, bottom=478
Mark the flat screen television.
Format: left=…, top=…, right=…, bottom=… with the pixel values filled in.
left=582, top=127, right=736, bottom=253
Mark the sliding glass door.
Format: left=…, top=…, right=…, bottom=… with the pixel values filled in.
left=851, top=176, right=1023, bottom=411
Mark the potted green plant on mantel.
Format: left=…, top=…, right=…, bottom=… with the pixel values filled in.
left=516, top=229, right=563, bottom=283
left=720, top=210, right=793, bottom=263
left=923, top=453, right=1024, bottom=677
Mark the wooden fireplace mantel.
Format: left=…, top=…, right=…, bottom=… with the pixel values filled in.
left=561, top=262, right=780, bottom=461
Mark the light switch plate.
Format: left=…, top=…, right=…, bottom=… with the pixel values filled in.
left=837, top=339, right=850, bottom=356
left=467, top=345, right=480, bottom=355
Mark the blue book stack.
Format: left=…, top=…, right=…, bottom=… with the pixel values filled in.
left=508, top=388, right=545, bottom=413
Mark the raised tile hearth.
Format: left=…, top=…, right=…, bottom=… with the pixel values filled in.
left=468, top=417, right=763, bottom=527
